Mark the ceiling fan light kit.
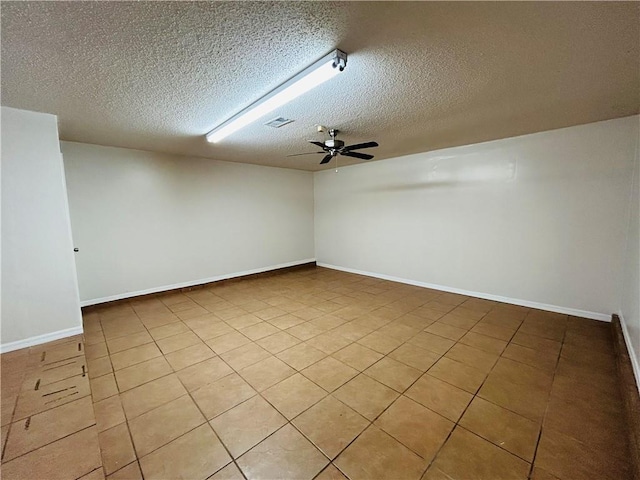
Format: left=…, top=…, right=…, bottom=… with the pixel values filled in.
left=205, top=49, right=347, bottom=143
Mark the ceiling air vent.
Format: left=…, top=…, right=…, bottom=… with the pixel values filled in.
left=264, top=117, right=294, bottom=128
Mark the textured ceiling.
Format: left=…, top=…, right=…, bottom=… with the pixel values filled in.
left=2, top=2, right=639, bottom=171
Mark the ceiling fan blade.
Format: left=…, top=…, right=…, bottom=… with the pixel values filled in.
left=341, top=151, right=374, bottom=160
left=342, top=141, right=379, bottom=152
left=320, top=154, right=334, bottom=164
left=286, top=152, right=324, bottom=157
left=309, top=141, right=327, bottom=149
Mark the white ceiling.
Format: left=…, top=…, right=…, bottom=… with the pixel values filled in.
left=2, top=2, right=638, bottom=171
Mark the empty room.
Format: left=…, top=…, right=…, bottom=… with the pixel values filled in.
left=1, top=2, right=639, bottom=480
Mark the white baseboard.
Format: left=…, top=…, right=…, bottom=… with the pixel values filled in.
left=317, top=263, right=611, bottom=322
left=617, top=312, right=640, bottom=394
left=80, top=258, right=317, bottom=307
left=0, top=326, right=84, bottom=354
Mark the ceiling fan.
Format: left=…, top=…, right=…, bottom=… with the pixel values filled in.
left=288, top=129, right=379, bottom=164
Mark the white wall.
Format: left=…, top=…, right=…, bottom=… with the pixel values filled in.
left=1, top=107, right=82, bottom=350
left=62, top=142, right=314, bottom=304
left=315, top=116, right=639, bottom=320
left=620, top=118, right=640, bottom=385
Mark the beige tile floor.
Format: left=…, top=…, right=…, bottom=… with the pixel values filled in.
left=0, top=266, right=633, bottom=479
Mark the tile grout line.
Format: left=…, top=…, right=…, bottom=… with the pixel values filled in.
left=414, top=308, right=502, bottom=478
left=415, top=306, right=538, bottom=478
left=525, top=322, right=569, bottom=480
left=66, top=270, right=596, bottom=480
left=93, top=283, right=508, bottom=479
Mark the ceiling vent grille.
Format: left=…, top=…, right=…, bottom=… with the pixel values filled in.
left=264, top=117, right=294, bottom=128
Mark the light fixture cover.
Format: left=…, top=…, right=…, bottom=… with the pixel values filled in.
left=205, top=49, right=347, bottom=143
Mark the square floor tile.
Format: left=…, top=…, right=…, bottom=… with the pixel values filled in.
left=267, top=314, right=306, bottom=330
left=374, top=395, right=453, bottom=461
left=206, top=331, right=251, bottom=355
left=114, top=357, right=172, bottom=392
left=427, top=356, right=487, bottom=393
left=239, top=322, right=280, bottom=341
left=459, top=331, right=508, bottom=355
left=377, top=322, right=420, bottom=342
left=226, top=314, right=263, bottom=330
left=388, top=343, right=441, bottom=371
left=478, top=373, right=549, bottom=422
left=192, top=322, right=234, bottom=342
left=220, top=343, right=271, bottom=371
left=430, top=427, right=530, bottom=480
left=192, top=373, right=256, bottom=419
left=139, top=424, right=231, bottom=480
left=330, top=322, right=374, bottom=342
left=408, top=332, right=455, bottom=355
left=165, top=342, right=214, bottom=371
left=471, top=322, right=516, bottom=342
left=310, top=314, right=348, bottom=331
left=238, top=356, right=295, bottom=391
left=176, top=356, right=234, bottom=391
left=85, top=344, right=109, bottom=360
left=333, top=374, right=399, bottom=421
left=120, top=374, right=186, bottom=419
left=256, top=331, right=301, bottom=354
left=294, top=306, right=325, bottom=321
left=148, top=322, right=189, bottom=341
left=106, top=331, right=153, bottom=355
left=99, top=423, right=136, bottom=475
left=405, top=375, right=472, bottom=422
left=357, top=332, right=403, bottom=355
left=459, top=396, right=540, bottom=462
left=293, top=396, right=369, bottom=459
left=210, top=395, right=286, bottom=458
left=92, top=373, right=119, bottom=401
left=262, top=373, right=327, bottom=420
left=87, top=356, right=113, bottom=378
left=156, top=332, right=201, bottom=355
left=301, top=357, right=359, bottom=392
left=335, top=425, right=426, bottom=480
left=364, top=357, right=422, bottom=392
left=501, top=343, right=558, bottom=374
left=510, top=332, right=562, bottom=355
left=110, top=343, right=162, bottom=371
left=237, top=424, right=328, bottom=480
left=129, top=395, right=205, bottom=457
left=444, top=343, right=498, bottom=374
left=94, top=395, right=126, bottom=433
left=305, top=332, right=352, bottom=355
left=277, top=343, right=326, bottom=370
left=285, top=322, right=325, bottom=341
left=332, top=343, right=383, bottom=371
left=424, top=322, right=468, bottom=341
left=490, top=358, right=553, bottom=391
left=535, top=427, right=631, bottom=480
left=437, top=313, right=480, bottom=330
left=254, top=307, right=287, bottom=321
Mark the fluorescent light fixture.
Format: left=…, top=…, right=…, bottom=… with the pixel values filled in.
left=205, top=49, right=347, bottom=143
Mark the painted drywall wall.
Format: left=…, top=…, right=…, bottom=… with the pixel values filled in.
left=62, top=142, right=314, bottom=304
left=1, top=107, right=83, bottom=350
left=620, top=118, right=640, bottom=384
left=315, top=116, right=639, bottom=320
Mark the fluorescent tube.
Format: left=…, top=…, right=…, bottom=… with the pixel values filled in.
left=206, top=49, right=347, bottom=143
